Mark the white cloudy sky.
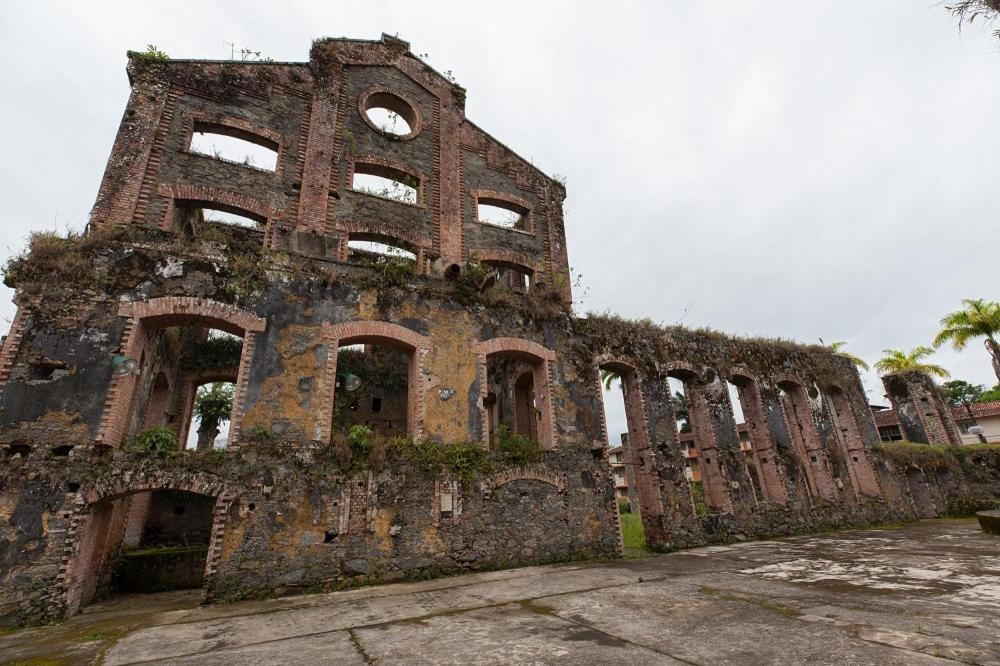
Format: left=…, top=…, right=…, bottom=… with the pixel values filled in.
left=1, top=1, right=998, bottom=440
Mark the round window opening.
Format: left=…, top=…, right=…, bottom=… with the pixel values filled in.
left=362, top=91, right=419, bottom=138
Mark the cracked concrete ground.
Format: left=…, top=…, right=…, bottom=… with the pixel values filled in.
left=2, top=518, right=998, bottom=665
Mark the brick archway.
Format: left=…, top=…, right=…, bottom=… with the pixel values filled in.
left=60, top=472, right=236, bottom=616
left=316, top=321, right=431, bottom=443
left=98, top=297, right=265, bottom=448
left=472, top=337, right=556, bottom=449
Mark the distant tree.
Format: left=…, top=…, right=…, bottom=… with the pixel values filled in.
left=942, top=379, right=984, bottom=406
left=194, top=382, right=233, bottom=451
left=823, top=340, right=870, bottom=371
left=947, top=1, right=1000, bottom=39
left=874, top=347, right=950, bottom=379
left=980, top=383, right=1000, bottom=402
left=933, top=298, right=1000, bottom=383
left=944, top=379, right=989, bottom=442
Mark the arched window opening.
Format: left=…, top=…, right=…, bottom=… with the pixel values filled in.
left=482, top=261, right=533, bottom=294
left=477, top=340, right=554, bottom=451
left=826, top=386, right=881, bottom=498
left=332, top=342, right=411, bottom=440
left=361, top=91, right=419, bottom=138
left=777, top=380, right=837, bottom=501
left=729, top=375, right=788, bottom=505
left=68, top=488, right=218, bottom=612
left=486, top=355, right=540, bottom=445
left=477, top=197, right=529, bottom=231
left=127, top=326, right=245, bottom=452
left=597, top=361, right=662, bottom=553
left=189, top=125, right=278, bottom=171
left=352, top=163, right=420, bottom=205
left=726, top=380, right=761, bottom=502
left=668, top=369, right=730, bottom=514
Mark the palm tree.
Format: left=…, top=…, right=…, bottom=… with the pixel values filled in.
left=600, top=368, right=620, bottom=391
left=874, top=347, right=950, bottom=379
left=823, top=340, right=870, bottom=371
left=933, top=298, right=1000, bottom=383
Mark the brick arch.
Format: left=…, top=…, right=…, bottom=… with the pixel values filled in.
left=471, top=188, right=535, bottom=234
left=663, top=360, right=701, bottom=381
left=472, top=337, right=555, bottom=362
left=164, top=184, right=279, bottom=219
left=773, top=373, right=809, bottom=389
left=61, top=471, right=237, bottom=616
left=473, top=337, right=556, bottom=450
left=480, top=465, right=566, bottom=493
left=337, top=219, right=434, bottom=268
left=594, top=352, right=641, bottom=374
left=129, top=297, right=266, bottom=336
left=316, top=321, right=431, bottom=443
left=98, top=298, right=264, bottom=448
left=726, top=366, right=759, bottom=383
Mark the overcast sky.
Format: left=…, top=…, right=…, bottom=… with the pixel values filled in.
left=1, top=1, right=998, bottom=440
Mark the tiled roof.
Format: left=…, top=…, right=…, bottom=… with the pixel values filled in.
left=608, top=445, right=623, bottom=453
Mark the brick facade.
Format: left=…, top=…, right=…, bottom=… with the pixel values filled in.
left=1, top=34, right=996, bottom=627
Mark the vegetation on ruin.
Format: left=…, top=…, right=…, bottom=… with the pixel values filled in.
left=874, top=347, right=950, bottom=379
left=871, top=441, right=1000, bottom=478
left=330, top=424, right=544, bottom=484
left=180, top=335, right=243, bottom=371
left=194, top=383, right=234, bottom=438
left=948, top=0, right=1000, bottom=38
left=126, top=427, right=180, bottom=453
left=618, top=512, right=647, bottom=552
left=1, top=227, right=128, bottom=300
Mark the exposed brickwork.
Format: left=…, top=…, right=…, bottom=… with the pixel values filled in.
left=883, top=371, right=962, bottom=446
left=0, top=305, right=29, bottom=391
left=2, top=35, right=997, bottom=628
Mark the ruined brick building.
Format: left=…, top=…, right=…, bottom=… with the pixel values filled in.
left=1, top=34, right=998, bottom=626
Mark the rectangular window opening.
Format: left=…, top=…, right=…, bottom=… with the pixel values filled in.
left=477, top=200, right=528, bottom=231
left=347, top=239, right=416, bottom=261
left=352, top=172, right=418, bottom=205
left=190, top=131, right=278, bottom=171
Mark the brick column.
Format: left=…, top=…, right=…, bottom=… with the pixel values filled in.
left=97, top=305, right=145, bottom=447
left=0, top=304, right=29, bottom=393
left=686, top=382, right=734, bottom=513
left=226, top=331, right=257, bottom=447
left=734, top=378, right=788, bottom=504
left=297, top=60, right=341, bottom=234
left=89, top=65, right=170, bottom=228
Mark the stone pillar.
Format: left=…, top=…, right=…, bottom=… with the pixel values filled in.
left=882, top=371, right=961, bottom=446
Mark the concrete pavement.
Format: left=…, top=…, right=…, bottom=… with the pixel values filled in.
left=2, top=518, right=998, bottom=665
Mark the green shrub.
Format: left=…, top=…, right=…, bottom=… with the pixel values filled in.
left=349, top=424, right=374, bottom=456
left=494, top=425, right=543, bottom=468
left=128, top=427, right=178, bottom=453
left=618, top=500, right=632, bottom=514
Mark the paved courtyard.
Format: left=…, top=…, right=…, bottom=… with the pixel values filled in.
left=2, top=518, right=998, bottom=665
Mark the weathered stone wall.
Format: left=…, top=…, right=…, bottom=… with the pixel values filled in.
left=1, top=34, right=999, bottom=627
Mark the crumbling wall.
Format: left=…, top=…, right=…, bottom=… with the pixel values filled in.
left=1, top=34, right=999, bottom=628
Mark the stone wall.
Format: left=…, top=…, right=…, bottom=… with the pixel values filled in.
left=1, top=34, right=999, bottom=627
